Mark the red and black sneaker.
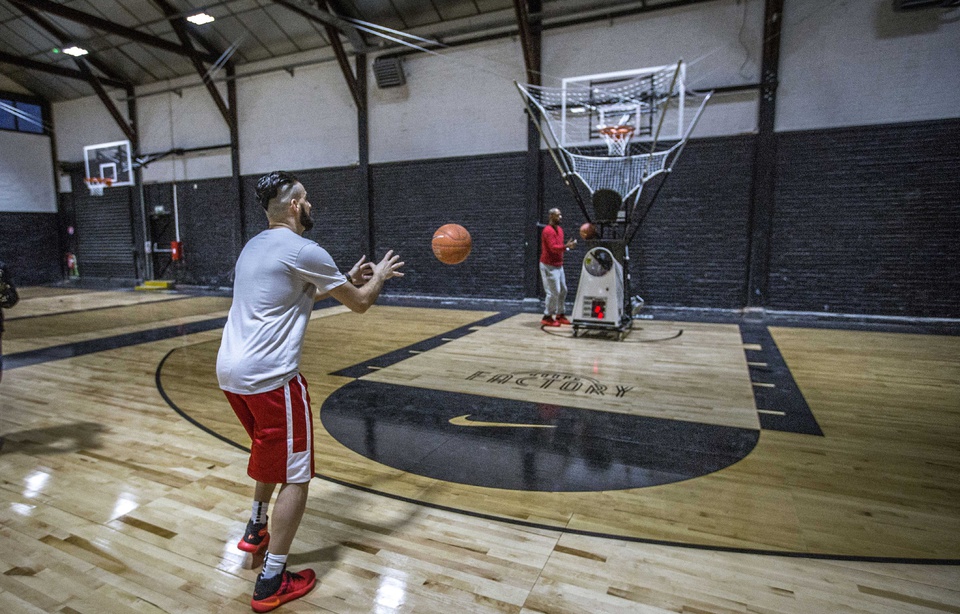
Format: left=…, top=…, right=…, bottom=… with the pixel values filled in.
left=541, top=316, right=560, bottom=327
left=237, top=519, right=270, bottom=555
left=251, top=566, right=317, bottom=613
left=555, top=315, right=572, bottom=325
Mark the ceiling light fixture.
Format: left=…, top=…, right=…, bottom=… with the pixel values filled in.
left=62, top=46, right=89, bottom=57
left=187, top=12, right=215, bottom=25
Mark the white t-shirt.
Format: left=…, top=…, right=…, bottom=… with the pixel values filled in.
left=217, top=228, right=347, bottom=394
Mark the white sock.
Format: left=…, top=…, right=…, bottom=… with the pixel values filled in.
left=262, top=552, right=287, bottom=579
left=251, top=501, right=268, bottom=525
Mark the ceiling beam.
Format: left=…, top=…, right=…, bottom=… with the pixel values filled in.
left=9, top=0, right=220, bottom=64
left=384, top=0, right=722, bottom=60
left=325, top=0, right=368, bottom=48
left=75, top=59, right=137, bottom=143
left=0, top=50, right=127, bottom=89
left=271, top=0, right=364, bottom=111
left=271, top=0, right=366, bottom=51
left=326, top=25, right=363, bottom=111
left=150, top=0, right=232, bottom=128
left=323, top=0, right=367, bottom=113
left=14, top=3, right=128, bottom=85
left=184, top=25, right=230, bottom=63
left=512, top=0, right=541, bottom=86
left=11, top=4, right=136, bottom=141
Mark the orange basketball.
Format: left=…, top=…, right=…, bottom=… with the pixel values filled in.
left=580, top=222, right=597, bottom=240
left=432, top=223, right=472, bottom=265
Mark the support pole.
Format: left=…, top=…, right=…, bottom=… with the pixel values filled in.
left=744, top=0, right=784, bottom=311
left=356, top=53, right=374, bottom=258
left=227, top=65, right=245, bottom=247
left=128, top=85, right=151, bottom=281
left=517, top=0, right=544, bottom=301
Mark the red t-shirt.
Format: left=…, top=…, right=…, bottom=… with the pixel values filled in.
left=540, top=224, right=565, bottom=267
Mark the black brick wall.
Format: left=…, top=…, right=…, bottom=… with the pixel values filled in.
left=636, top=135, right=754, bottom=309
left=371, top=153, right=528, bottom=300
left=296, top=167, right=367, bottom=272
left=169, top=177, right=242, bottom=287
left=240, top=174, right=264, bottom=244
left=234, top=167, right=367, bottom=281
left=0, top=211, right=61, bottom=285
left=6, top=119, right=957, bottom=319
left=770, top=119, right=960, bottom=318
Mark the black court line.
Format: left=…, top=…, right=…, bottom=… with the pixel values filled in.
left=740, top=322, right=822, bottom=436
left=4, top=317, right=229, bottom=370
left=3, top=297, right=350, bottom=371
left=5, top=294, right=191, bottom=322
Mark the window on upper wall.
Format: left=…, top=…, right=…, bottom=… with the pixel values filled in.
left=0, top=96, right=47, bottom=135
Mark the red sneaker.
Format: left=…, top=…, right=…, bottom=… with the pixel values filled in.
left=541, top=316, right=561, bottom=327
left=251, top=566, right=317, bottom=613
left=238, top=519, right=269, bottom=555
left=555, top=315, right=572, bottom=325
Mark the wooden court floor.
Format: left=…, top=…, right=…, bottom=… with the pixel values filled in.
left=1, top=286, right=958, bottom=613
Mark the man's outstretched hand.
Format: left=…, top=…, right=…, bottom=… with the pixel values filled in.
left=373, top=250, right=405, bottom=281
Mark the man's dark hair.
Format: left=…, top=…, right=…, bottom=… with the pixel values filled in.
left=255, top=171, right=300, bottom=211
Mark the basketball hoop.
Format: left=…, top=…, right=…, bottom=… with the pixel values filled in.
left=84, top=177, right=113, bottom=197
left=598, top=125, right=635, bottom=157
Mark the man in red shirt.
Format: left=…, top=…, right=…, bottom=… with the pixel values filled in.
left=540, top=208, right=577, bottom=327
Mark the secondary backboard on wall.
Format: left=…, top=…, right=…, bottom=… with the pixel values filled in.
left=83, top=140, right=134, bottom=187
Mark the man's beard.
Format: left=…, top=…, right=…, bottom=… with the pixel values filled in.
left=299, top=206, right=314, bottom=231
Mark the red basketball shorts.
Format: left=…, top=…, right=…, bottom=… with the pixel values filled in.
left=223, top=374, right=315, bottom=484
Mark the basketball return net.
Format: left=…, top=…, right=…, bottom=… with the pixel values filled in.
left=516, top=61, right=712, bottom=213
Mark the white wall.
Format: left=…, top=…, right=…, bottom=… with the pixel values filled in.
left=137, top=76, right=232, bottom=183
left=369, top=37, right=528, bottom=163
left=45, top=0, right=960, bottom=180
left=0, top=131, right=57, bottom=213
left=52, top=92, right=129, bottom=165
left=778, top=0, right=960, bottom=131
left=239, top=61, right=358, bottom=174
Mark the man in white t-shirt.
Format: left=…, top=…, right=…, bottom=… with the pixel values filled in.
left=217, top=170, right=404, bottom=612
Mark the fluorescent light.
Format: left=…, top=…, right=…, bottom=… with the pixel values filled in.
left=62, top=46, right=89, bottom=57
left=187, top=12, right=215, bottom=25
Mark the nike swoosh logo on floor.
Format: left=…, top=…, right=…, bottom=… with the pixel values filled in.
left=448, top=414, right=557, bottom=429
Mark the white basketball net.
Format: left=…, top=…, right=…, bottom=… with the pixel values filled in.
left=85, top=178, right=112, bottom=197
left=598, top=125, right=635, bottom=157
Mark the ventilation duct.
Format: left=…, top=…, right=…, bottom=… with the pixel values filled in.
left=893, top=0, right=960, bottom=10
left=373, top=57, right=406, bottom=88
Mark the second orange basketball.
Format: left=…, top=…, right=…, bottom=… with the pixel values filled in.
left=432, top=223, right=472, bottom=265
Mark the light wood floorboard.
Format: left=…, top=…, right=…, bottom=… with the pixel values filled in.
left=0, top=290, right=957, bottom=612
